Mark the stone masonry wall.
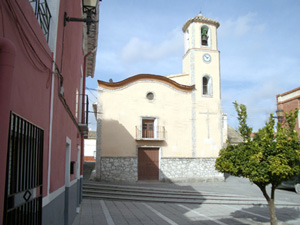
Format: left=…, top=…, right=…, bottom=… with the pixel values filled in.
left=160, top=158, right=224, bottom=182
left=99, top=157, right=223, bottom=183
left=100, top=157, right=137, bottom=182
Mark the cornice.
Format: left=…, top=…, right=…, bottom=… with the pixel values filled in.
left=98, top=74, right=195, bottom=92
left=182, top=14, right=220, bottom=32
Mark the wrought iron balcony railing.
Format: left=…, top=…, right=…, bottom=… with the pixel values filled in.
left=79, top=95, right=89, bottom=137
left=136, top=126, right=165, bottom=141
left=29, top=0, right=51, bottom=42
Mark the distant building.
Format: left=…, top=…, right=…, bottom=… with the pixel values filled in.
left=227, top=125, right=244, bottom=145
left=95, top=14, right=227, bottom=182
left=84, top=131, right=97, bottom=162
left=0, top=1, right=99, bottom=224
left=277, top=87, right=300, bottom=139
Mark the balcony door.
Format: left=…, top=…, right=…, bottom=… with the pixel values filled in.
left=142, top=119, right=154, bottom=138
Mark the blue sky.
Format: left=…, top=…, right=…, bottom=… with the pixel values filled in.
left=86, top=0, right=300, bottom=132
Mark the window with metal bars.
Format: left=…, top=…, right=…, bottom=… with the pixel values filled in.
left=3, top=112, right=44, bottom=225
left=29, top=0, right=52, bottom=42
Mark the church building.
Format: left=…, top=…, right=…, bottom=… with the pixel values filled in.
left=95, top=14, right=227, bottom=182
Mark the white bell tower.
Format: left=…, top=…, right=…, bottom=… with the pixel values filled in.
left=182, top=13, right=220, bottom=99
left=182, top=14, right=225, bottom=157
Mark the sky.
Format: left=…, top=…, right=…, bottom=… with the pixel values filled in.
left=86, top=0, right=300, bottom=132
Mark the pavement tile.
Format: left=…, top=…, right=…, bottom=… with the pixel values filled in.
left=125, top=202, right=153, bottom=222
left=74, top=177, right=300, bottom=225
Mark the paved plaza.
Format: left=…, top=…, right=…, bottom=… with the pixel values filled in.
left=72, top=177, right=300, bottom=225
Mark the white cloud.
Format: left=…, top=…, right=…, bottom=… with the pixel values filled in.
left=120, top=27, right=183, bottom=63
left=222, top=55, right=300, bottom=132
left=219, top=13, right=265, bottom=37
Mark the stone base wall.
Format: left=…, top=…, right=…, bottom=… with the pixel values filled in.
left=99, top=157, right=223, bottom=183
left=160, top=158, right=224, bottom=182
left=100, top=157, right=137, bottom=182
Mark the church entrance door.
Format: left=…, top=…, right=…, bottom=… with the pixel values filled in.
left=138, top=148, right=159, bottom=180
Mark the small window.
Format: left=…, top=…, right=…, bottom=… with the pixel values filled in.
left=203, top=77, right=208, bottom=95
left=146, top=92, right=154, bottom=101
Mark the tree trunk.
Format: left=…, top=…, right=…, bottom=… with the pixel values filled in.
left=268, top=198, right=278, bottom=225
left=257, top=184, right=278, bottom=225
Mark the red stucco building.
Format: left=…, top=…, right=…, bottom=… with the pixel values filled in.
left=0, top=0, right=99, bottom=224
left=277, top=87, right=300, bottom=139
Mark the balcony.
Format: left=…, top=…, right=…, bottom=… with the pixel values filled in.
left=135, top=126, right=165, bottom=141
left=79, top=95, right=89, bottom=137
left=30, top=0, right=51, bottom=42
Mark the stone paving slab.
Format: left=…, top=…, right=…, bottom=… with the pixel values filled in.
left=73, top=177, right=300, bottom=225
left=72, top=199, right=300, bottom=225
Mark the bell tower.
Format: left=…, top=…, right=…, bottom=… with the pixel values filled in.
left=182, top=14, right=224, bottom=157
left=182, top=13, right=220, bottom=98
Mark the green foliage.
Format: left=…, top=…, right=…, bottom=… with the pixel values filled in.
left=215, top=103, right=300, bottom=188
left=233, top=101, right=252, bottom=142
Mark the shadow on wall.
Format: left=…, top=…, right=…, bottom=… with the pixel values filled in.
left=83, top=162, right=95, bottom=181
left=84, top=119, right=137, bottom=181
left=101, top=119, right=137, bottom=155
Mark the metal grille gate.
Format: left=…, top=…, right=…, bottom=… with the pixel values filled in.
left=3, top=112, right=44, bottom=225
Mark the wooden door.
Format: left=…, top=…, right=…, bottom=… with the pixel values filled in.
left=142, top=119, right=154, bottom=138
left=138, top=148, right=159, bottom=180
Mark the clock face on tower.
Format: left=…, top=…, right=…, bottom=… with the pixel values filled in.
left=203, top=53, right=211, bottom=63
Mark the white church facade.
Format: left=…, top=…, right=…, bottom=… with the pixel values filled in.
left=95, top=14, right=227, bottom=182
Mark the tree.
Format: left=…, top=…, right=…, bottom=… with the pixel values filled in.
left=215, top=102, right=300, bottom=225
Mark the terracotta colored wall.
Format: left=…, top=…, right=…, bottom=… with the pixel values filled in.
left=0, top=0, right=53, bottom=220
left=84, top=156, right=96, bottom=162
left=48, top=0, right=84, bottom=192
left=277, top=89, right=300, bottom=139
left=0, top=0, right=86, bottom=221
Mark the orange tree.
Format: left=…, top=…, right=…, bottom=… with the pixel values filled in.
left=215, top=102, right=300, bottom=225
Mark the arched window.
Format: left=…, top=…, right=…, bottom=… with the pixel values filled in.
left=202, top=76, right=212, bottom=96
left=201, top=26, right=209, bottom=46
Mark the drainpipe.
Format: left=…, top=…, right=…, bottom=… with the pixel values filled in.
left=81, top=47, right=97, bottom=176
left=0, top=37, right=16, bottom=221
left=82, top=47, right=97, bottom=124
left=0, top=38, right=16, bottom=111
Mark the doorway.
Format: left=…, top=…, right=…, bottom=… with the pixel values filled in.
left=138, top=148, right=159, bottom=180
left=64, top=138, right=71, bottom=225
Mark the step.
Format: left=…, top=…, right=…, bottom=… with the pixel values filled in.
left=83, top=184, right=241, bottom=198
left=83, top=182, right=206, bottom=194
left=82, top=193, right=270, bottom=205
left=83, top=182, right=243, bottom=197
left=82, top=189, right=264, bottom=202
left=82, top=182, right=300, bottom=206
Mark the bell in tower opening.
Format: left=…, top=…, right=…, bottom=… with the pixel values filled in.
left=201, top=26, right=209, bottom=46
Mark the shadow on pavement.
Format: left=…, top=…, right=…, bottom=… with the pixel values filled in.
left=230, top=204, right=300, bottom=223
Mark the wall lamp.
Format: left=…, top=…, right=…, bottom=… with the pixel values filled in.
left=274, top=109, right=285, bottom=123
left=64, top=0, right=100, bottom=35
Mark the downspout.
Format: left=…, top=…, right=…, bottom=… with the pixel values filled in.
left=82, top=47, right=97, bottom=123
left=80, top=47, right=97, bottom=178
left=0, top=37, right=16, bottom=222
left=0, top=38, right=16, bottom=110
